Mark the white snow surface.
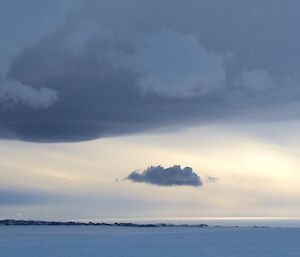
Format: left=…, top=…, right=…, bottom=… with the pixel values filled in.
left=1, top=226, right=300, bottom=257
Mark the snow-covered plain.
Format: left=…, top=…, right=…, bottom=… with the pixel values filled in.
left=1, top=226, right=300, bottom=257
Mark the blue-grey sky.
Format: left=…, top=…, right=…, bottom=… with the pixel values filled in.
left=1, top=0, right=300, bottom=220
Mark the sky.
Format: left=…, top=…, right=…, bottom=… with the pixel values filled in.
left=1, top=0, right=300, bottom=221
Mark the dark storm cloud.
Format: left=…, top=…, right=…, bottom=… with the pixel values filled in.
left=1, top=0, right=300, bottom=142
left=0, top=189, right=54, bottom=206
left=126, top=165, right=202, bottom=187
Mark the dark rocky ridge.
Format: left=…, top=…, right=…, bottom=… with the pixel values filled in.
left=0, top=219, right=209, bottom=227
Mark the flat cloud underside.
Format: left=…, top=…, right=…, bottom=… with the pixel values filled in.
left=1, top=0, right=300, bottom=142
left=0, top=39, right=286, bottom=142
left=0, top=43, right=259, bottom=142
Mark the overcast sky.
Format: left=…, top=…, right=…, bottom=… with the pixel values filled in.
left=1, top=0, right=300, bottom=221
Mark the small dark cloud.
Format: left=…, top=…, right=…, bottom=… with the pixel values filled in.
left=126, top=165, right=202, bottom=187
left=206, top=175, right=219, bottom=183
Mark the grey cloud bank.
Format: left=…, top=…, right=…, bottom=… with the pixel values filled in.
left=1, top=0, right=300, bottom=142
left=126, top=165, right=202, bottom=187
left=0, top=189, right=54, bottom=206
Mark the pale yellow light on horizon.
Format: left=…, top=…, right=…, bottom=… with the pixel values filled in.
left=0, top=123, right=300, bottom=219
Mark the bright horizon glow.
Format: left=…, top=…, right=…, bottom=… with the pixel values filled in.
left=0, top=123, right=300, bottom=221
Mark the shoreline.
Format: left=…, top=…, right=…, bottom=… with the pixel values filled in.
left=0, top=219, right=276, bottom=228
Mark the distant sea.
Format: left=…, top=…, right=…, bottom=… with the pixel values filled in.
left=1, top=225, right=300, bottom=257
left=80, top=217, right=300, bottom=228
